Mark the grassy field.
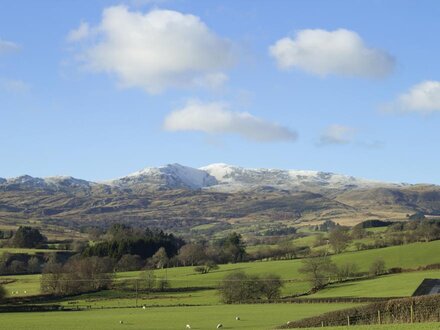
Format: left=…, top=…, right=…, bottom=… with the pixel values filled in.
left=304, top=323, right=440, bottom=330
left=0, top=303, right=360, bottom=330
left=309, top=270, right=440, bottom=298
left=2, top=239, right=440, bottom=298
left=0, top=247, right=61, bottom=255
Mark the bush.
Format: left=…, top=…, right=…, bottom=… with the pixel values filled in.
left=0, top=285, right=6, bottom=301
left=11, top=226, right=46, bottom=248
left=218, top=271, right=283, bottom=303
left=369, top=259, right=387, bottom=276
left=194, top=261, right=219, bottom=274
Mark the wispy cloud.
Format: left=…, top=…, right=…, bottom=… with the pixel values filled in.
left=0, top=79, right=30, bottom=93
left=164, top=100, right=298, bottom=143
left=269, top=29, right=394, bottom=78
left=67, top=22, right=91, bottom=43
left=318, top=124, right=357, bottom=145
left=381, top=81, right=440, bottom=114
left=0, top=38, right=20, bottom=54
left=68, top=6, right=235, bottom=93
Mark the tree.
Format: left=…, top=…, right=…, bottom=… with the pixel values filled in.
left=151, top=247, right=169, bottom=269
left=0, top=285, right=5, bottom=301
left=116, top=254, right=144, bottom=271
left=351, top=226, right=367, bottom=240
left=194, top=261, right=219, bottom=274
left=157, top=277, right=170, bottom=291
left=178, top=244, right=207, bottom=266
left=369, top=259, right=386, bottom=276
left=218, top=271, right=283, bottom=303
left=218, top=271, right=261, bottom=303
left=328, top=227, right=351, bottom=254
left=27, top=256, right=40, bottom=273
left=299, top=255, right=335, bottom=289
left=41, top=257, right=114, bottom=296
left=259, top=274, right=283, bottom=301
left=143, top=269, right=156, bottom=291
left=222, top=232, right=246, bottom=263
left=11, top=226, right=46, bottom=248
left=335, top=262, right=359, bottom=281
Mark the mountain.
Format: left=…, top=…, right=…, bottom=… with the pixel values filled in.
left=0, top=163, right=437, bottom=238
left=200, top=163, right=401, bottom=192
left=106, top=163, right=403, bottom=193
left=109, top=164, right=218, bottom=191
left=0, top=175, right=95, bottom=193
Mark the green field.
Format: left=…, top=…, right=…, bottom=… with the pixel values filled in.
left=0, top=303, right=359, bottom=330
left=0, top=247, right=60, bottom=255
left=309, top=270, right=440, bottom=298
left=304, top=324, right=440, bottom=330
left=3, top=239, right=440, bottom=299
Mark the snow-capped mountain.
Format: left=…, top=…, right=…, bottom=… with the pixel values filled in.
left=1, top=163, right=404, bottom=193
left=0, top=175, right=95, bottom=192
left=109, top=163, right=218, bottom=190
left=200, top=163, right=401, bottom=192
left=108, top=163, right=402, bottom=192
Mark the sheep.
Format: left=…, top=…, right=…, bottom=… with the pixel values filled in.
left=235, top=316, right=240, bottom=320
left=216, top=324, right=223, bottom=328
left=24, top=290, right=27, bottom=294
left=119, top=321, right=123, bottom=324
left=186, top=325, right=191, bottom=329
left=142, top=306, right=146, bottom=310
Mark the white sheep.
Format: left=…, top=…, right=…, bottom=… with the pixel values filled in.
left=142, top=306, right=146, bottom=310
left=186, top=325, right=191, bottom=329
left=216, top=324, right=223, bottom=329
left=235, top=316, right=240, bottom=320
left=119, top=320, right=123, bottom=324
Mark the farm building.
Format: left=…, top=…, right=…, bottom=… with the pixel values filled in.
left=412, top=279, right=440, bottom=296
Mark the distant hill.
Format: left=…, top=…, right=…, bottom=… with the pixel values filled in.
left=0, top=164, right=438, bottom=236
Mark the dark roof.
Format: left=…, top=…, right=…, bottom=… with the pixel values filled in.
left=412, top=279, right=440, bottom=296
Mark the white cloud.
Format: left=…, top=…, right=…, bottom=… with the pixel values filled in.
left=163, top=100, right=298, bottom=142
left=67, top=22, right=91, bottom=42
left=319, top=125, right=357, bottom=145
left=69, top=6, right=235, bottom=93
left=0, top=79, right=30, bottom=92
left=0, top=38, right=20, bottom=54
left=269, top=29, right=394, bottom=78
left=383, top=81, right=440, bottom=114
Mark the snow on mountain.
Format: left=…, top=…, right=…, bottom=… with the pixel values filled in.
left=200, top=163, right=400, bottom=192
left=0, top=175, right=95, bottom=192
left=110, top=163, right=218, bottom=190
left=1, top=163, right=403, bottom=193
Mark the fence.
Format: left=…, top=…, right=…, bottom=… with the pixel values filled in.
left=281, top=294, right=440, bottom=328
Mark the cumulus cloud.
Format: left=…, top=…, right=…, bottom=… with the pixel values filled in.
left=163, top=101, right=298, bottom=142
left=382, top=81, right=440, bottom=114
left=67, top=22, right=91, bottom=42
left=0, top=79, right=30, bottom=93
left=69, top=6, right=235, bottom=93
left=0, top=38, right=20, bottom=54
left=319, top=125, right=357, bottom=145
left=269, top=29, right=394, bottom=78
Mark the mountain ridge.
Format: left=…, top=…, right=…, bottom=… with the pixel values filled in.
left=0, top=163, right=409, bottom=193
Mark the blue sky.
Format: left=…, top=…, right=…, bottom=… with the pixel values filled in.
left=1, top=0, right=440, bottom=183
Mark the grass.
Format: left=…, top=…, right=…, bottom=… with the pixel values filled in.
left=3, top=239, right=440, bottom=298
left=0, top=247, right=60, bottom=255
left=0, top=303, right=360, bottom=330
left=301, top=324, right=440, bottom=330
left=309, top=269, right=440, bottom=298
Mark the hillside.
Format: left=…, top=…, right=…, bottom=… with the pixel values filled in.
left=1, top=164, right=439, bottom=235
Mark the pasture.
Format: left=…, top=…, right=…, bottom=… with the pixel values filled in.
left=0, top=303, right=359, bottom=330
left=2, top=239, right=440, bottom=298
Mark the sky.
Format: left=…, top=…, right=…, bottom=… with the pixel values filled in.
left=1, top=0, right=440, bottom=183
